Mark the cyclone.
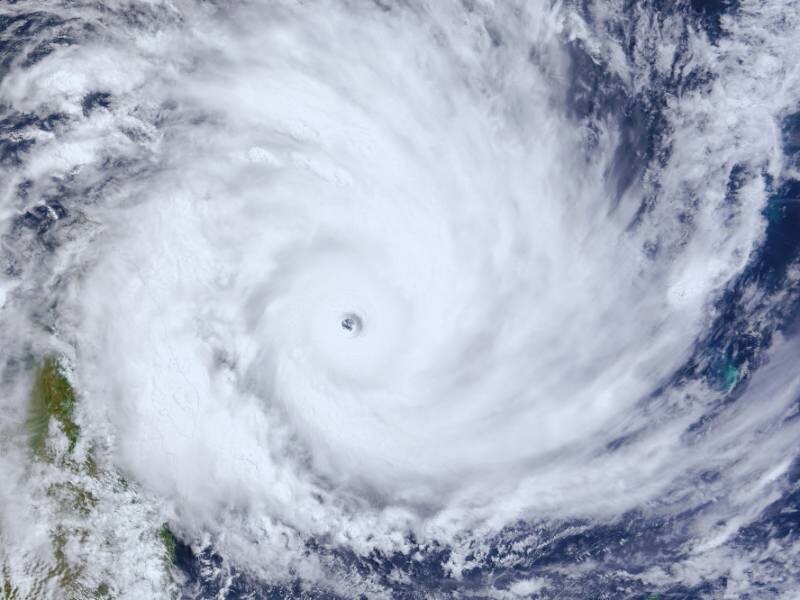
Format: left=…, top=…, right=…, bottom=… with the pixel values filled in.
left=2, top=1, right=800, bottom=598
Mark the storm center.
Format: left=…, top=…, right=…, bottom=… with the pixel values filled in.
left=340, top=313, right=363, bottom=336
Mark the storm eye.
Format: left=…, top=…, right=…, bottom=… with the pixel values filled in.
left=340, top=313, right=362, bottom=337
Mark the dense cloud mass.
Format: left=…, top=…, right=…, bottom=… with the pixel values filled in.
left=2, top=0, right=800, bottom=598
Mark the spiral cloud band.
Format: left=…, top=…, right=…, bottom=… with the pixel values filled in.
left=2, top=0, right=800, bottom=597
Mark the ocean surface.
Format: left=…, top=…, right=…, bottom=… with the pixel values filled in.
left=1, top=1, right=800, bottom=598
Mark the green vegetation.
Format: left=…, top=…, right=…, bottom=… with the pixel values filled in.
left=159, top=525, right=178, bottom=564
left=41, top=527, right=108, bottom=599
left=49, top=529, right=80, bottom=592
left=48, top=481, right=97, bottom=517
left=27, top=356, right=80, bottom=459
left=2, top=523, right=112, bottom=599
left=8, top=357, right=169, bottom=598
left=2, top=559, right=19, bottom=600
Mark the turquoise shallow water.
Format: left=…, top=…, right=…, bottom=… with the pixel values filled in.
left=2, top=1, right=800, bottom=598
